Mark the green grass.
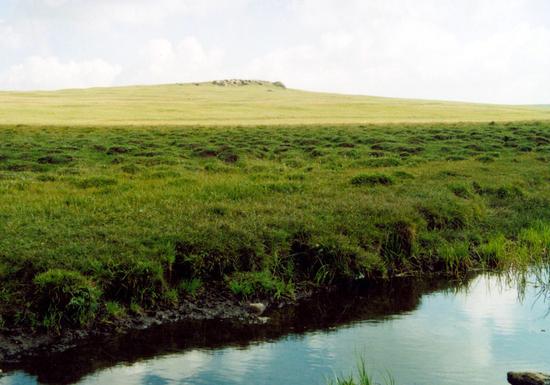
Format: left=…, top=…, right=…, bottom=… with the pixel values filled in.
left=1, top=81, right=550, bottom=126
left=0, top=83, right=550, bottom=329
left=327, top=357, right=395, bottom=385
left=0, top=112, right=550, bottom=330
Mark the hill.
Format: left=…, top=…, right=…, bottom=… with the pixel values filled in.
left=1, top=80, right=549, bottom=126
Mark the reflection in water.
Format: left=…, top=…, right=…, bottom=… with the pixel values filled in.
left=2, top=274, right=550, bottom=385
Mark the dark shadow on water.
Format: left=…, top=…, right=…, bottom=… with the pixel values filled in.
left=3, top=275, right=475, bottom=385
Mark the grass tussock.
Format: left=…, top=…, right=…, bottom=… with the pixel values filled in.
left=351, top=173, right=394, bottom=186
left=327, top=358, right=395, bottom=385
left=0, top=121, right=550, bottom=330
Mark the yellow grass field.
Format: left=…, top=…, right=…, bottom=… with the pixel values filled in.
left=1, top=81, right=549, bottom=126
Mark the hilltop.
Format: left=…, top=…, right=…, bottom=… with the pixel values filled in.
left=1, top=80, right=549, bottom=126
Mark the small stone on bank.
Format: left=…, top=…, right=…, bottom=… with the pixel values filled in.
left=247, top=303, right=267, bottom=315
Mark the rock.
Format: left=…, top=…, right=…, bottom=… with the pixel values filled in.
left=508, top=372, right=550, bottom=385
left=211, top=79, right=282, bottom=88
left=247, top=302, right=267, bottom=315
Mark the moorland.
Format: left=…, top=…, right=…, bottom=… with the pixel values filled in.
left=0, top=81, right=549, bottom=335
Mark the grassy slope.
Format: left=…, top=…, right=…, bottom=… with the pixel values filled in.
left=1, top=81, right=550, bottom=125
left=0, top=82, right=549, bottom=331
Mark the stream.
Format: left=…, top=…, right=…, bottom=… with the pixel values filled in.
left=1, top=273, right=549, bottom=385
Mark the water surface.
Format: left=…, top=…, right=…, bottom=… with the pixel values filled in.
left=2, top=274, right=549, bottom=385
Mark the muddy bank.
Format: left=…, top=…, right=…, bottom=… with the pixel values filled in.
left=0, top=283, right=315, bottom=364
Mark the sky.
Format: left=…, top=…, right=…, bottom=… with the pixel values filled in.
left=0, top=0, right=549, bottom=104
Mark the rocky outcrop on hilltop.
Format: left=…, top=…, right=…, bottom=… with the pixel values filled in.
left=211, top=79, right=285, bottom=88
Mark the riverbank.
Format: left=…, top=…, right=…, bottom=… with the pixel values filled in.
left=1, top=121, right=549, bottom=358
left=1, top=274, right=474, bottom=383
left=0, top=283, right=257, bottom=363
left=0, top=271, right=479, bottom=363
left=1, top=279, right=329, bottom=363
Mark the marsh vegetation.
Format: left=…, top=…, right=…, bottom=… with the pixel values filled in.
left=0, top=120, right=549, bottom=331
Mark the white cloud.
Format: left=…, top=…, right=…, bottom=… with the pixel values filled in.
left=0, top=34, right=226, bottom=90
left=213, top=343, right=274, bottom=382
left=42, top=0, right=70, bottom=7
left=247, top=0, right=550, bottom=103
left=77, top=349, right=213, bottom=385
left=457, top=275, right=521, bottom=335
left=0, top=0, right=549, bottom=102
left=0, top=56, right=121, bottom=90
left=27, top=0, right=252, bottom=26
left=133, top=37, right=225, bottom=84
left=0, top=22, right=21, bottom=49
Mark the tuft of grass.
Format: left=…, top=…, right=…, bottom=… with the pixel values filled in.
left=227, top=271, right=294, bottom=300
left=33, top=269, right=101, bottom=330
left=449, top=183, right=473, bottom=199
left=163, top=288, right=179, bottom=306
left=103, top=259, right=167, bottom=306
left=417, top=198, right=477, bottom=231
left=476, top=234, right=510, bottom=268
left=73, top=176, right=118, bottom=189
left=327, top=357, right=395, bottom=385
left=351, top=173, right=394, bottom=186
left=437, top=241, right=472, bottom=272
left=519, top=221, right=550, bottom=260
left=104, top=301, right=126, bottom=320
left=129, top=301, right=144, bottom=316
left=178, top=278, right=203, bottom=297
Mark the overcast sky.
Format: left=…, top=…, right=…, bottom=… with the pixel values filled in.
left=0, top=0, right=549, bottom=103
